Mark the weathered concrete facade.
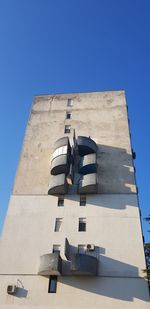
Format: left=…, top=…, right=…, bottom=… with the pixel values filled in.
left=0, top=91, right=149, bottom=308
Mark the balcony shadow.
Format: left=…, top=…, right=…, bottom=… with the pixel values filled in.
left=65, top=193, right=137, bottom=209
left=59, top=276, right=149, bottom=302
left=64, top=143, right=137, bottom=209
left=96, top=144, right=135, bottom=194
left=59, top=253, right=149, bottom=302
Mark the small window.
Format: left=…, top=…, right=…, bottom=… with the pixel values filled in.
left=64, top=125, right=71, bottom=134
left=55, top=218, right=62, bottom=232
left=58, top=196, right=64, bottom=207
left=53, top=245, right=61, bottom=253
left=79, top=218, right=86, bottom=232
left=48, top=276, right=57, bottom=293
left=78, top=244, right=86, bottom=254
left=80, top=195, right=86, bottom=206
left=66, top=112, right=72, bottom=119
left=67, top=98, right=73, bottom=107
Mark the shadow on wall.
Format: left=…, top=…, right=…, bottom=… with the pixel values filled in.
left=59, top=253, right=149, bottom=302
left=15, top=287, right=28, bottom=298
left=96, top=144, right=136, bottom=194
left=64, top=143, right=137, bottom=209
left=59, top=276, right=149, bottom=302
left=65, top=193, right=137, bottom=209
left=63, top=243, right=139, bottom=278
left=59, top=242, right=149, bottom=302
left=15, top=279, right=28, bottom=298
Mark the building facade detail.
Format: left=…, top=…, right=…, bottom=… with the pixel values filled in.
left=0, top=91, right=149, bottom=308
left=48, top=135, right=98, bottom=195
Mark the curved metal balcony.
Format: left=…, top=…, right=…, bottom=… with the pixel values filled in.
left=71, top=254, right=98, bottom=275
left=48, top=174, right=68, bottom=195
left=38, top=252, right=62, bottom=276
left=54, top=137, right=70, bottom=151
left=51, top=154, right=70, bottom=175
left=79, top=153, right=97, bottom=175
left=52, top=145, right=68, bottom=161
left=77, top=136, right=97, bottom=156
left=78, top=173, right=97, bottom=194
left=52, top=137, right=71, bottom=161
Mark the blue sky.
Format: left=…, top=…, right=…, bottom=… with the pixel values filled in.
left=0, top=0, right=150, bottom=241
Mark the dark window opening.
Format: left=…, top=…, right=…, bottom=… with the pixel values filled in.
left=54, top=218, right=62, bottom=232
left=48, top=276, right=57, bottom=293
left=65, top=125, right=71, bottom=134
left=66, top=112, right=72, bottom=119
left=80, top=195, right=86, bottom=206
left=79, top=218, right=86, bottom=232
left=53, top=245, right=61, bottom=253
left=58, top=197, right=64, bottom=207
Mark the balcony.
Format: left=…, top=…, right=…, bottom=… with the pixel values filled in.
left=64, top=238, right=98, bottom=276
left=71, top=254, right=98, bottom=275
left=77, top=136, right=97, bottom=156
left=38, top=252, right=62, bottom=276
left=79, top=153, right=97, bottom=175
left=51, top=154, right=70, bottom=175
left=78, top=173, right=97, bottom=194
left=48, top=174, right=68, bottom=195
left=52, top=145, right=68, bottom=161
left=54, top=137, right=70, bottom=151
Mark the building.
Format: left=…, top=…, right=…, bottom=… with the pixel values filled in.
left=0, top=90, right=149, bottom=308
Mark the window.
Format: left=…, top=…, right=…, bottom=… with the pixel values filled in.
left=53, top=245, right=61, bottom=253
left=79, top=218, right=86, bottom=232
left=64, top=125, right=71, bottom=134
left=55, top=218, right=62, bottom=232
left=66, top=111, right=72, bottom=119
left=78, top=244, right=86, bottom=254
left=58, top=196, right=64, bottom=207
left=48, top=276, right=57, bottom=293
left=80, top=195, right=86, bottom=206
left=67, top=98, right=73, bottom=107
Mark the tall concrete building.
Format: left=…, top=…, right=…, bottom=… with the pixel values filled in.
left=0, top=90, right=149, bottom=308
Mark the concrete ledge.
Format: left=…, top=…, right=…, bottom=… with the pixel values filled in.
left=38, top=252, right=62, bottom=276
left=79, top=173, right=97, bottom=194
left=48, top=174, right=68, bottom=195
left=51, top=154, right=70, bottom=175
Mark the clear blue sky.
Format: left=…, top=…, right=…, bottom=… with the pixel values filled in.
left=0, top=0, right=149, bottom=241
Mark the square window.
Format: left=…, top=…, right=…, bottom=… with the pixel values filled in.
left=67, top=99, right=73, bottom=107
left=79, top=218, right=86, bottom=232
left=48, top=276, right=57, bottom=293
left=64, top=125, right=71, bottom=134
left=58, top=196, right=64, bottom=207
left=55, top=218, right=62, bottom=232
left=80, top=195, right=86, bottom=206
left=66, top=112, right=72, bottom=119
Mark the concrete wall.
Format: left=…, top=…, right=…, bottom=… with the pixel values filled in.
left=13, top=91, right=136, bottom=194
left=0, top=194, right=146, bottom=276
